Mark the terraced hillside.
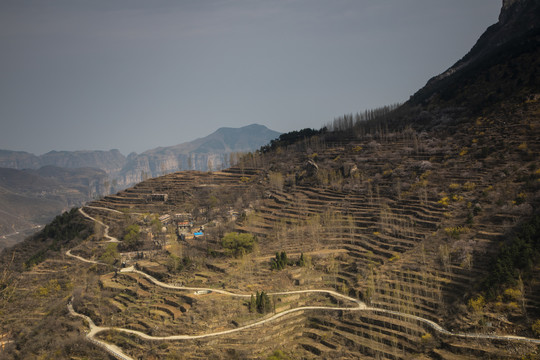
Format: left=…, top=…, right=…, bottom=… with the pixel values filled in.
left=3, top=70, right=540, bottom=360
left=11, top=95, right=531, bottom=359
left=1, top=0, right=539, bottom=358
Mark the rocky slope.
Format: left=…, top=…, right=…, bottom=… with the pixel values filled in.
left=0, top=124, right=279, bottom=248
left=409, top=0, right=539, bottom=110
left=1, top=1, right=539, bottom=359
left=118, top=124, right=281, bottom=187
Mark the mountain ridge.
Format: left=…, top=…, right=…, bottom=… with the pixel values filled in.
left=2, top=1, right=540, bottom=358
left=0, top=123, right=281, bottom=189
left=409, top=0, right=540, bottom=109
left=0, top=124, right=279, bottom=247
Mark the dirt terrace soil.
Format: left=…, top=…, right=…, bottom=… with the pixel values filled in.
left=62, top=100, right=540, bottom=360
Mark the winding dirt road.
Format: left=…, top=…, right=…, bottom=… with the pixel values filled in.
left=65, top=249, right=104, bottom=265
left=78, top=208, right=119, bottom=242
left=66, top=206, right=540, bottom=359
left=67, top=300, right=133, bottom=360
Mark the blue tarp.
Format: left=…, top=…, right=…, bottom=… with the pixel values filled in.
left=193, top=232, right=204, bottom=236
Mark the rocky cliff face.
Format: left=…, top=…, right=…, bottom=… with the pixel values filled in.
left=0, top=149, right=127, bottom=174
left=114, top=125, right=280, bottom=187
left=0, top=150, right=42, bottom=169
left=0, top=124, right=280, bottom=190
left=409, top=0, right=540, bottom=107
left=39, top=149, right=127, bottom=175
left=0, top=124, right=279, bottom=248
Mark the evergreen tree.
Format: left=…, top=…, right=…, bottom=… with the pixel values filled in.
left=271, top=251, right=289, bottom=270
left=298, top=252, right=305, bottom=267
left=280, top=251, right=287, bottom=266
left=261, top=291, right=271, bottom=313
left=253, top=290, right=272, bottom=314
left=257, top=291, right=265, bottom=313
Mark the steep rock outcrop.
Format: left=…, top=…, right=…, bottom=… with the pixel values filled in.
left=0, top=150, right=41, bottom=169
left=40, top=149, right=127, bottom=175
left=409, top=0, right=540, bottom=106
left=0, top=124, right=280, bottom=190
left=115, top=124, right=280, bottom=187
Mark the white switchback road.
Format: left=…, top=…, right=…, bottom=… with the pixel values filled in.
left=65, top=206, right=540, bottom=360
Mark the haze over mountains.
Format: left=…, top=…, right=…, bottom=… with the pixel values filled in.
left=1, top=0, right=540, bottom=358
left=0, top=124, right=280, bottom=247
left=0, top=166, right=107, bottom=249
left=0, top=124, right=280, bottom=189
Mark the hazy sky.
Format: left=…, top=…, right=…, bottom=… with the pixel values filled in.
left=1, top=0, right=500, bottom=155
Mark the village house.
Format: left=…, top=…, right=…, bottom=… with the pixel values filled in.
left=158, top=214, right=171, bottom=225
left=148, top=193, right=168, bottom=202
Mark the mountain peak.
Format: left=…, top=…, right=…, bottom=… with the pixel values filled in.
left=409, top=0, right=540, bottom=108
left=214, top=123, right=272, bottom=133
left=189, top=124, right=281, bottom=154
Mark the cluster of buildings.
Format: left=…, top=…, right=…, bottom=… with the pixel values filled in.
left=159, top=213, right=204, bottom=240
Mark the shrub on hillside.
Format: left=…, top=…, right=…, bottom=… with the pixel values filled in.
left=25, top=208, right=90, bottom=268
left=266, top=350, right=291, bottom=360
left=484, top=214, right=540, bottom=298
left=532, top=319, right=540, bottom=338
left=166, top=254, right=192, bottom=273
left=100, top=243, right=120, bottom=265
left=468, top=295, right=485, bottom=313
left=221, top=232, right=256, bottom=257
left=121, top=224, right=141, bottom=251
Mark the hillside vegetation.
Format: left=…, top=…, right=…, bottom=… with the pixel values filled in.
left=1, top=0, right=540, bottom=359
left=1, top=92, right=538, bottom=359
left=0, top=166, right=108, bottom=249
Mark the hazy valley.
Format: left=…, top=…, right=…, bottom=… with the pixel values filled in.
left=0, top=124, right=280, bottom=248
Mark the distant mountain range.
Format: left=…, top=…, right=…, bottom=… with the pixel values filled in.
left=3, top=1, right=540, bottom=358
left=0, top=124, right=280, bottom=189
left=119, top=124, right=281, bottom=187
left=0, top=124, right=280, bottom=247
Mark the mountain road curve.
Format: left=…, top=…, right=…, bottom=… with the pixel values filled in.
left=66, top=205, right=540, bottom=359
